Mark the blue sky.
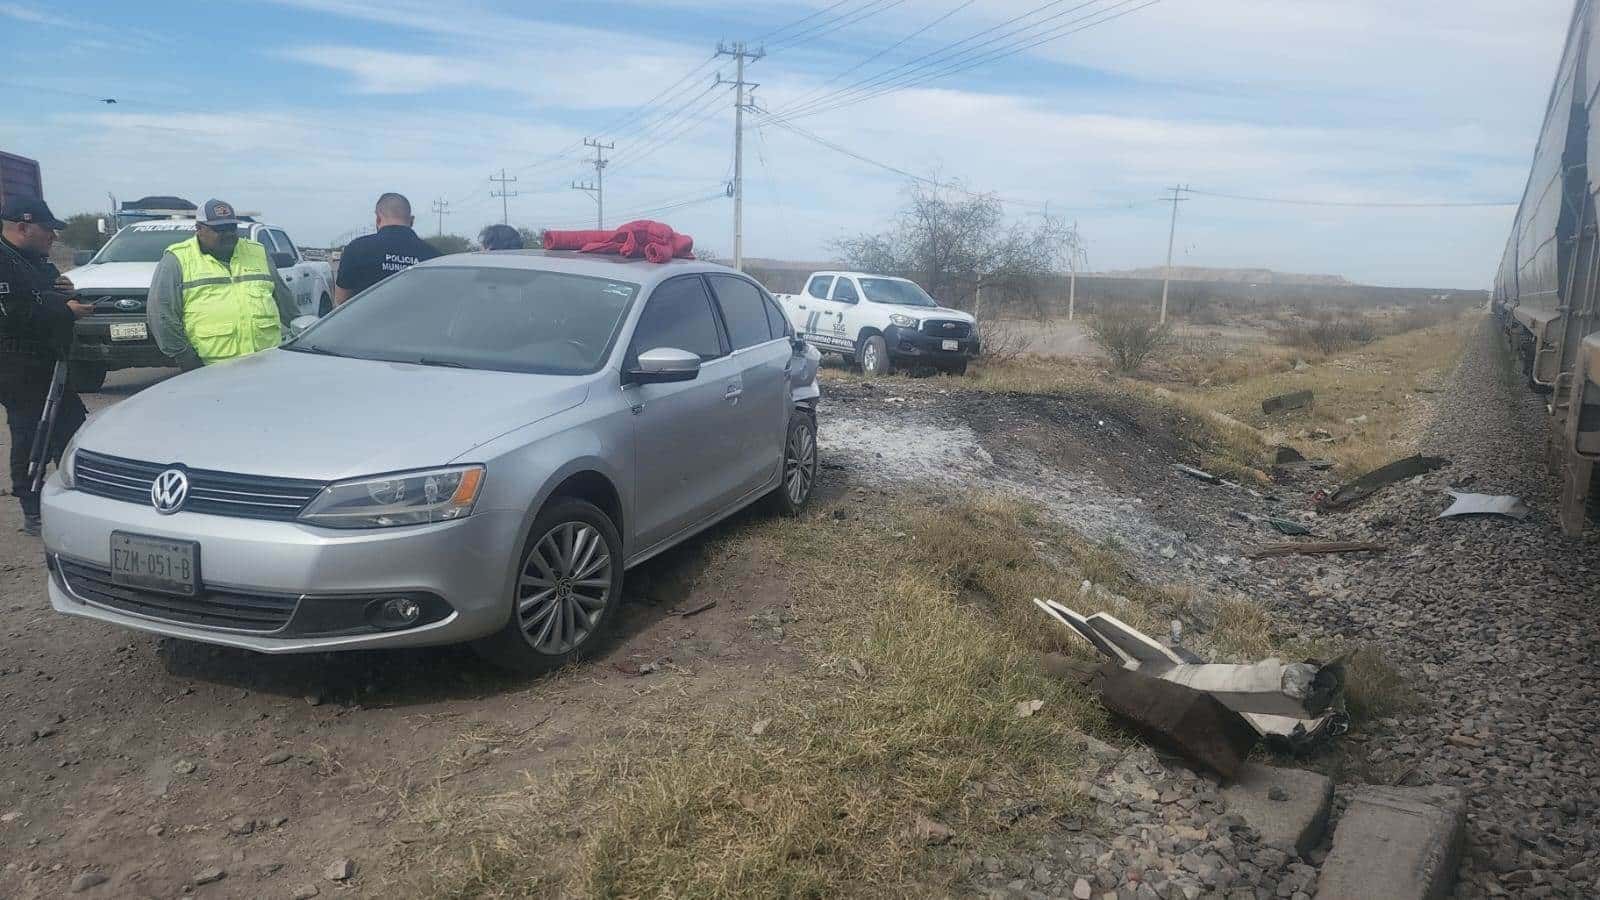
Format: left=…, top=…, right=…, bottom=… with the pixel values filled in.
left=0, top=0, right=1574, bottom=287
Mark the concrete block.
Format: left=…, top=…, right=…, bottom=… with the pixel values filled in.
left=1316, top=785, right=1466, bottom=900
left=1218, top=763, right=1332, bottom=856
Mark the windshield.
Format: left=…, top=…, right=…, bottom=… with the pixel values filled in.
left=859, top=277, right=938, bottom=307
left=288, top=266, right=640, bottom=375
left=95, top=225, right=195, bottom=262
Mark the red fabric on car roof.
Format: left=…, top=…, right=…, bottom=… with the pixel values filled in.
left=541, top=220, right=695, bottom=263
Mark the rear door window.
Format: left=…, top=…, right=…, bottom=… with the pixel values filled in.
left=631, top=276, right=726, bottom=361
left=762, top=294, right=792, bottom=338
left=806, top=276, right=834, bottom=299
left=707, top=274, right=775, bottom=350
left=270, top=230, right=299, bottom=261
left=831, top=277, right=859, bottom=303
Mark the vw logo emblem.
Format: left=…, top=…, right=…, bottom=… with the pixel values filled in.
left=150, top=469, right=189, bottom=515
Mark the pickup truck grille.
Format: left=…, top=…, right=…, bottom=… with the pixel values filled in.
left=920, top=319, right=972, bottom=340
left=74, top=450, right=327, bottom=521
left=75, top=290, right=149, bottom=314
left=54, top=557, right=299, bottom=632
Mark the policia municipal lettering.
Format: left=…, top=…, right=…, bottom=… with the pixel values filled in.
left=147, top=199, right=299, bottom=371
left=0, top=198, right=94, bottom=535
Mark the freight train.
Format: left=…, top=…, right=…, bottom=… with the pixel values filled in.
left=1494, top=0, right=1600, bottom=535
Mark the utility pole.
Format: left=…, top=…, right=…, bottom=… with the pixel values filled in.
left=571, top=180, right=600, bottom=227
left=489, top=169, right=519, bottom=225
left=430, top=198, right=450, bottom=236
left=1159, top=185, right=1188, bottom=324
left=582, top=138, right=614, bottom=228
left=1067, top=220, right=1079, bottom=322
left=717, top=41, right=764, bottom=271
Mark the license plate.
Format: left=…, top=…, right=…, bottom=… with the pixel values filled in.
left=110, top=322, right=148, bottom=341
left=942, top=339, right=960, bottom=351
left=110, top=532, right=199, bottom=596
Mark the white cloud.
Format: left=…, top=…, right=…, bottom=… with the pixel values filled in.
left=0, top=2, right=82, bottom=27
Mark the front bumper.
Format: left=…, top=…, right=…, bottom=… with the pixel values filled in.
left=884, top=325, right=980, bottom=363
left=41, top=480, right=523, bottom=653
left=71, top=315, right=174, bottom=370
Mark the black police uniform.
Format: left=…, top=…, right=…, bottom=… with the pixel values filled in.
left=0, top=233, right=86, bottom=520
left=335, top=224, right=440, bottom=297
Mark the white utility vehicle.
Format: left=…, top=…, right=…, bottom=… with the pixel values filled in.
left=63, top=219, right=333, bottom=390
left=774, top=271, right=979, bottom=375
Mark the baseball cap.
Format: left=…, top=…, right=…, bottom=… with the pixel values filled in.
left=0, top=197, right=66, bottom=230
left=197, top=198, right=242, bottom=227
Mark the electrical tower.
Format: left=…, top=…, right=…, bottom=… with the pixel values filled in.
left=489, top=169, right=519, bottom=225
left=430, top=198, right=450, bottom=236
left=1159, top=185, right=1188, bottom=324
left=717, top=41, right=764, bottom=271
left=581, top=138, right=614, bottom=229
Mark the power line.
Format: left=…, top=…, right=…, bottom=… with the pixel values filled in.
left=430, top=198, right=450, bottom=236
left=583, top=138, right=614, bottom=227
left=540, top=190, right=727, bottom=231
left=779, top=0, right=980, bottom=117
left=717, top=41, right=764, bottom=271
left=1184, top=188, right=1519, bottom=209
left=770, top=0, right=1113, bottom=120
left=607, top=84, right=734, bottom=172
left=753, top=0, right=859, bottom=45
left=767, top=0, right=910, bottom=52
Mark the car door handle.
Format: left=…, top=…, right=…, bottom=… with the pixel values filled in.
left=796, top=304, right=807, bottom=309
left=724, top=384, right=743, bottom=401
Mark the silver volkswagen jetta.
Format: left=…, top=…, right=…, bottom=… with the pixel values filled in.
left=40, top=251, right=821, bottom=673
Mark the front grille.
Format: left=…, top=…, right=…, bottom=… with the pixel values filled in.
left=920, top=319, right=972, bottom=339
left=56, top=558, right=299, bottom=632
left=75, top=450, right=327, bottom=521
left=77, top=290, right=149, bottom=314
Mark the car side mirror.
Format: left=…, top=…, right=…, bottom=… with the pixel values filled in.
left=72, top=250, right=94, bottom=266
left=287, top=315, right=319, bottom=339
left=629, top=347, right=701, bottom=384
left=790, top=335, right=808, bottom=353
left=271, top=251, right=296, bottom=269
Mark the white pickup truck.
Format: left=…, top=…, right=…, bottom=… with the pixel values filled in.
left=62, top=219, right=333, bottom=390
left=774, top=271, right=979, bottom=375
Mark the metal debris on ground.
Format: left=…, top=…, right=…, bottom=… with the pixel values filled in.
left=1034, top=600, right=1349, bottom=760
left=1245, top=541, right=1387, bottom=559
left=1232, top=510, right=1314, bottom=536
left=1273, top=445, right=1306, bottom=464
left=1437, top=492, right=1531, bottom=521
left=1262, top=390, right=1314, bottom=415
left=1174, top=463, right=1222, bottom=484
left=1320, top=454, right=1449, bottom=510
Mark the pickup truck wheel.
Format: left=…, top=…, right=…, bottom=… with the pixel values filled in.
left=473, top=498, right=624, bottom=676
left=860, top=335, right=893, bottom=376
left=69, top=363, right=107, bottom=392
left=770, top=410, right=818, bottom=516
left=318, top=293, right=332, bottom=316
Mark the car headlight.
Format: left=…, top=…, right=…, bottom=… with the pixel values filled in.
left=58, top=435, right=81, bottom=490
left=298, top=465, right=485, bottom=528
left=888, top=313, right=919, bottom=328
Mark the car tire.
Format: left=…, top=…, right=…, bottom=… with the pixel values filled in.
left=318, top=293, right=333, bottom=317
left=69, top=362, right=107, bottom=392
left=769, top=409, right=818, bottom=516
left=472, top=498, right=625, bottom=677
left=860, top=334, right=893, bottom=376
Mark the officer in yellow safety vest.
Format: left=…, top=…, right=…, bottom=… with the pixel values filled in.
left=147, top=199, right=299, bottom=371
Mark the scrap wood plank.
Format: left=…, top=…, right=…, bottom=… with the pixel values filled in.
left=1262, top=390, right=1314, bottom=415
left=1246, top=541, right=1387, bottom=559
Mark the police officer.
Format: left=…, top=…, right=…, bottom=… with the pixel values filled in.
left=0, top=198, right=94, bottom=535
left=333, top=192, right=439, bottom=305
left=147, top=199, right=299, bottom=371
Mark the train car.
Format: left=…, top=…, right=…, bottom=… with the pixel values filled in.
left=1497, top=0, right=1600, bottom=535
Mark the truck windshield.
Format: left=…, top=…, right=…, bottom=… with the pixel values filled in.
left=286, top=266, right=640, bottom=375
left=859, top=278, right=938, bottom=307
left=95, top=227, right=196, bottom=263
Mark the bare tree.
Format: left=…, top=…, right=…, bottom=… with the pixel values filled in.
left=833, top=180, right=1079, bottom=320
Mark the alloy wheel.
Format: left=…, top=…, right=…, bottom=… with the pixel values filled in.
left=786, top=421, right=817, bottom=505
left=517, top=521, right=612, bottom=655
left=863, top=343, right=879, bottom=372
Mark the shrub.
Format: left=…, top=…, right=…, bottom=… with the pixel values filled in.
left=978, top=317, right=1036, bottom=364
left=1087, top=311, right=1172, bottom=373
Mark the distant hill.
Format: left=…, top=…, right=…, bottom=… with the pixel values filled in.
left=1100, top=266, right=1351, bottom=286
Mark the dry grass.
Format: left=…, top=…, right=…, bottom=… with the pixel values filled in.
left=1181, top=316, right=1474, bottom=473
left=415, top=492, right=1376, bottom=898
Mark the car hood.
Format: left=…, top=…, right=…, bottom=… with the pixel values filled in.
left=63, top=261, right=159, bottom=291
left=926, top=307, right=977, bottom=324
left=76, top=350, right=591, bottom=481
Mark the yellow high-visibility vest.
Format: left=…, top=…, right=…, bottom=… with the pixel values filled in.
left=167, top=236, right=281, bottom=364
